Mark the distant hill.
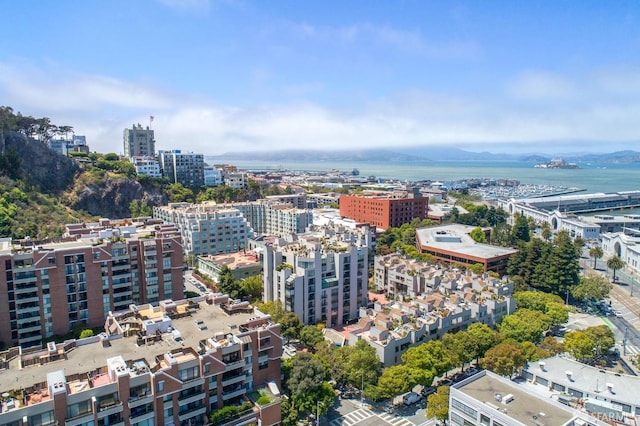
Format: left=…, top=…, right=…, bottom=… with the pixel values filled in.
left=210, top=148, right=429, bottom=162
left=214, top=146, right=640, bottom=163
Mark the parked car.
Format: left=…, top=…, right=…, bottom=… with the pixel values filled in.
left=403, top=392, right=421, bottom=406
left=438, top=379, right=453, bottom=387
left=421, top=386, right=437, bottom=397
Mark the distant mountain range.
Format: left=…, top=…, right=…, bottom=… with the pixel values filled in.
left=210, top=147, right=640, bottom=164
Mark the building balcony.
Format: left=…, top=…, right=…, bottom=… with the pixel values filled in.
left=221, top=387, right=246, bottom=400
left=65, top=411, right=94, bottom=426
left=18, top=323, right=42, bottom=334
left=128, top=392, right=153, bottom=407
left=129, top=409, right=155, bottom=423
left=221, top=373, right=245, bottom=387
left=178, top=391, right=205, bottom=406
left=177, top=406, right=206, bottom=423
left=97, top=400, right=123, bottom=417
left=15, top=294, right=39, bottom=304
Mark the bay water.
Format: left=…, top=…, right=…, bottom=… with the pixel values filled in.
left=208, top=158, right=640, bottom=194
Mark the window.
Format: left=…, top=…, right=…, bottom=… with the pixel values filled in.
left=156, top=380, right=164, bottom=392
left=451, top=398, right=477, bottom=418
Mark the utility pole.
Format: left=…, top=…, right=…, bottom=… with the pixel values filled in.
left=361, top=370, right=365, bottom=407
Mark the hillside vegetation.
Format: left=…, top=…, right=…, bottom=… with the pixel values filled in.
left=0, top=106, right=295, bottom=240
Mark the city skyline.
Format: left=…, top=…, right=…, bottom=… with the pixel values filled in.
left=1, top=1, right=640, bottom=155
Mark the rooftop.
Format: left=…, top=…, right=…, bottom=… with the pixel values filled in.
left=0, top=299, right=270, bottom=395
left=455, top=372, right=577, bottom=426
left=525, top=356, right=640, bottom=407
left=416, top=224, right=518, bottom=259
left=199, top=251, right=261, bottom=270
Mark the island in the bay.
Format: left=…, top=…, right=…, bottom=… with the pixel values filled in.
left=534, top=158, right=580, bottom=169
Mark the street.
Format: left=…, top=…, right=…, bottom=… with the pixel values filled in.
left=580, top=250, right=640, bottom=369
left=322, top=397, right=437, bottom=426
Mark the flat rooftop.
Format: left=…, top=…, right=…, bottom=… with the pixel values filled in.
left=525, top=356, right=640, bottom=407
left=200, top=252, right=260, bottom=269
left=0, top=301, right=260, bottom=393
left=456, top=372, right=574, bottom=426
left=416, top=225, right=517, bottom=259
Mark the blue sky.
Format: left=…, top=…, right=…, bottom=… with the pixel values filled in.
left=1, top=0, right=640, bottom=155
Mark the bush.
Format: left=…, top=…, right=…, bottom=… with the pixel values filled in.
left=79, top=329, right=94, bottom=339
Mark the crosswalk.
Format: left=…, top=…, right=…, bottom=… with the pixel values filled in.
left=329, top=409, right=417, bottom=426
left=377, top=412, right=416, bottom=426
left=329, top=409, right=375, bottom=426
left=623, top=344, right=640, bottom=355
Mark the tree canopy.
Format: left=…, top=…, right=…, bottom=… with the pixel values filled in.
left=480, top=342, right=526, bottom=378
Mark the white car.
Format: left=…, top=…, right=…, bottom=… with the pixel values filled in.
left=403, top=392, right=421, bottom=406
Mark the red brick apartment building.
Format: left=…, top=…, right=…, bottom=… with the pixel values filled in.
left=339, top=189, right=428, bottom=230
left=0, top=218, right=184, bottom=348
left=0, top=299, right=283, bottom=426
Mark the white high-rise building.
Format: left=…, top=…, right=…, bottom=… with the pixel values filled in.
left=262, top=224, right=373, bottom=327
left=153, top=202, right=253, bottom=255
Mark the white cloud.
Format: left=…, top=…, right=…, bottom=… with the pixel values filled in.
left=290, top=22, right=482, bottom=60
left=1, top=61, right=640, bottom=156
left=506, top=70, right=578, bottom=101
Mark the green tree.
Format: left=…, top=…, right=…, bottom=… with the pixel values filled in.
left=345, top=340, right=381, bottom=390
left=372, top=364, right=430, bottom=399
left=402, top=340, right=455, bottom=379
left=584, top=325, right=615, bottom=357
left=299, top=325, right=324, bottom=349
left=606, top=255, right=625, bottom=282
left=512, top=214, right=530, bottom=243
left=573, top=236, right=586, bottom=256
left=513, top=291, right=563, bottom=312
left=129, top=199, right=152, bottom=218
left=497, top=309, right=551, bottom=344
left=539, top=336, right=565, bottom=355
left=239, top=275, right=263, bottom=301
left=184, top=254, right=197, bottom=269
left=469, top=227, right=487, bottom=243
left=279, top=311, right=303, bottom=341
left=217, top=265, right=244, bottom=299
left=540, top=221, right=552, bottom=241
left=168, top=183, right=194, bottom=202
left=286, top=353, right=333, bottom=413
left=519, top=341, right=551, bottom=362
left=466, top=323, right=499, bottom=363
left=426, top=386, right=450, bottom=424
left=589, top=246, right=604, bottom=269
left=564, top=330, right=596, bottom=361
left=468, top=262, right=485, bottom=275
left=480, top=342, right=526, bottom=378
left=490, top=222, right=513, bottom=246
left=545, top=302, right=569, bottom=327
left=545, top=230, right=580, bottom=296
left=571, top=273, right=612, bottom=303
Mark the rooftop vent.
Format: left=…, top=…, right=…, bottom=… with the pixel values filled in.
left=538, top=361, right=546, bottom=371
left=565, top=370, right=573, bottom=381
left=606, top=383, right=614, bottom=393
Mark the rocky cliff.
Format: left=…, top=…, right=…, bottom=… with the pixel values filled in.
left=3, top=131, right=78, bottom=192
left=70, top=177, right=167, bottom=218
left=3, top=131, right=169, bottom=220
